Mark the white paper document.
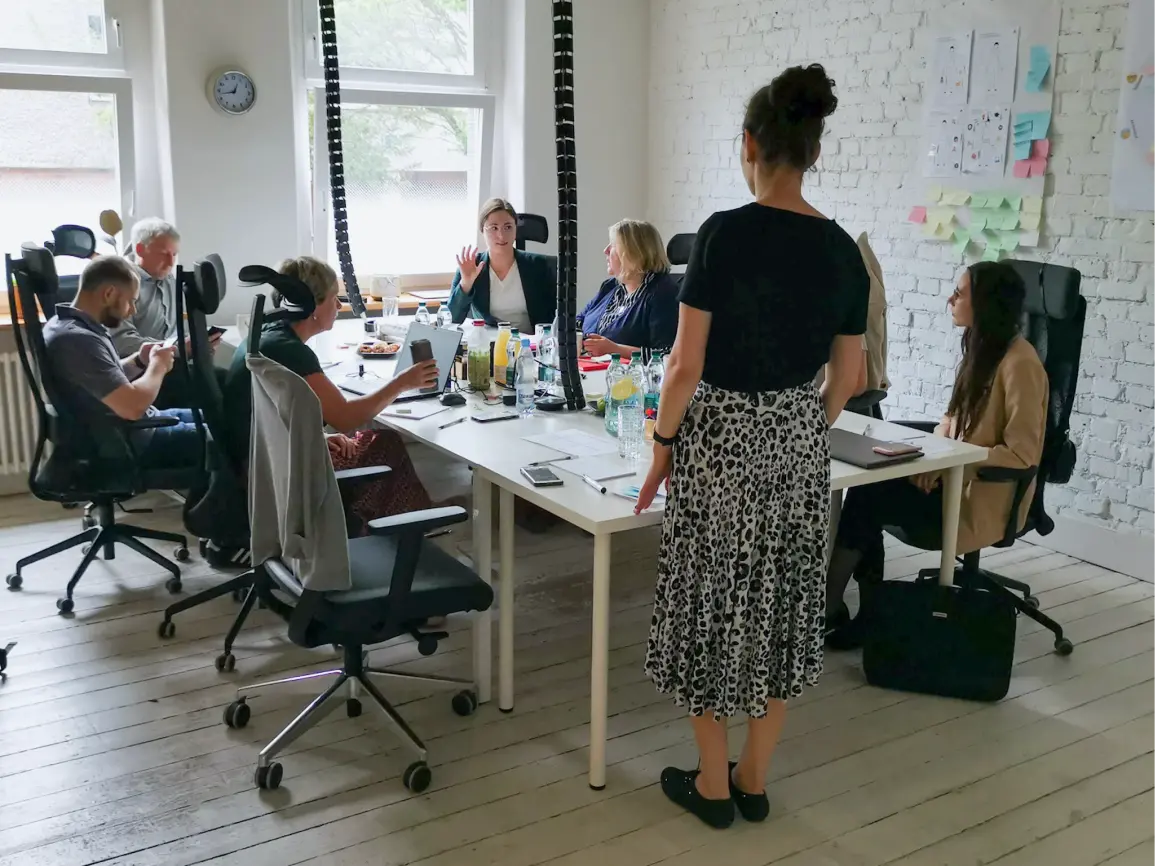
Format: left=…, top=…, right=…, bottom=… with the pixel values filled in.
left=522, top=429, right=619, bottom=458
left=379, top=401, right=449, bottom=420
left=553, top=455, right=638, bottom=482
left=962, top=106, right=1010, bottom=176
left=970, top=29, right=1019, bottom=104
left=925, top=109, right=963, bottom=177
left=930, top=31, right=972, bottom=106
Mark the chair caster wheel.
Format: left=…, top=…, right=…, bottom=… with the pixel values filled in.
left=165, top=577, right=182, bottom=594
left=56, top=597, right=74, bottom=615
left=1054, top=638, right=1074, bottom=656
left=417, top=635, right=438, bottom=656
left=403, top=761, right=431, bottom=793
left=223, top=698, right=250, bottom=729
left=157, top=619, right=175, bottom=639
left=81, top=544, right=91, bottom=556
left=451, top=690, right=479, bottom=717
left=346, top=698, right=362, bottom=718
left=174, top=546, right=190, bottom=563
left=254, top=762, right=282, bottom=790
left=214, top=652, right=235, bottom=672
left=1025, top=595, right=1040, bottom=609
left=6, top=574, right=22, bottom=590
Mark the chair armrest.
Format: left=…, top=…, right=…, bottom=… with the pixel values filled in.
left=334, top=465, right=391, bottom=482
left=977, top=465, right=1038, bottom=484
left=368, top=506, right=468, bottom=537
left=127, top=415, right=180, bottom=430
left=894, top=420, right=938, bottom=434
left=845, top=389, right=887, bottom=413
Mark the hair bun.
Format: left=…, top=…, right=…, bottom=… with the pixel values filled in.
left=771, top=63, right=838, bottom=122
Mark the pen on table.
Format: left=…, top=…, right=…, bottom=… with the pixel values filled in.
left=439, top=417, right=465, bottom=430
left=582, top=474, right=607, bottom=495
left=527, top=455, right=575, bottom=467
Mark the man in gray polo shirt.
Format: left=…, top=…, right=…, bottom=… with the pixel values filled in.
left=43, top=255, right=200, bottom=471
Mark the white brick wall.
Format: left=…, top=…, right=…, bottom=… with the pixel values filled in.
left=648, top=0, right=1154, bottom=537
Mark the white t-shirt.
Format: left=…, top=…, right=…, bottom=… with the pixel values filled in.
left=488, top=260, right=530, bottom=332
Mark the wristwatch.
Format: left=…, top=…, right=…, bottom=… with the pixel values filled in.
left=652, top=429, right=677, bottom=447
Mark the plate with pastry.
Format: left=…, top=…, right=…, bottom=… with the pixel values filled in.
left=357, top=340, right=402, bottom=359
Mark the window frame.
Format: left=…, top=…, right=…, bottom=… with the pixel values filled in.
left=308, top=87, right=494, bottom=278
left=0, top=0, right=129, bottom=73
left=299, top=0, right=492, bottom=91
left=0, top=71, right=137, bottom=248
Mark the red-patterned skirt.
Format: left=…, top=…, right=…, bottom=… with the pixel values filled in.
left=330, top=429, right=432, bottom=536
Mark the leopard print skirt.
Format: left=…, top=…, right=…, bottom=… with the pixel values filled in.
left=645, top=382, right=830, bottom=717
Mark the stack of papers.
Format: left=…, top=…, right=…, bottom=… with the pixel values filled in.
left=522, top=429, right=619, bottom=458
left=553, top=455, right=637, bottom=482
left=613, top=483, right=666, bottom=509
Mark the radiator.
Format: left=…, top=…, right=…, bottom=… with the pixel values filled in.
left=0, top=350, right=36, bottom=484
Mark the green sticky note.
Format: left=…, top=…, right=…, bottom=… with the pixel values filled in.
left=1022, top=196, right=1043, bottom=214
left=1005, top=195, right=1022, bottom=210
left=970, top=215, right=987, bottom=230
left=952, top=232, right=970, bottom=255
left=985, top=194, right=1006, bottom=208
left=996, top=230, right=1021, bottom=252
left=982, top=245, right=1001, bottom=262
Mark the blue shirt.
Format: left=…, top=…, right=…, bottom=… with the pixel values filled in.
left=577, top=272, right=680, bottom=355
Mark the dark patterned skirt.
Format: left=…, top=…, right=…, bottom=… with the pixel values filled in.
left=644, top=382, right=831, bottom=716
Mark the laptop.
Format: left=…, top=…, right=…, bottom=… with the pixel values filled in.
left=339, top=323, right=462, bottom=402
left=829, top=428, right=924, bottom=470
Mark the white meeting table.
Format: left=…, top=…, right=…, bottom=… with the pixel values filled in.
left=223, top=320, right=989, bottom=789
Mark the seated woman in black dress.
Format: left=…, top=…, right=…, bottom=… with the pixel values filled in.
left=578, top=219, right=679, bottom=360
left=826, top=261, right=1048, bottom=648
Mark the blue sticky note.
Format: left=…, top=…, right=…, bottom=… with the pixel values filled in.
left=1016, top=111, right=1051, bottom=139
left=1025, top=74, right=1043, bottom=93
left=1029, top=45, right=1050, bottom=77
left=1013, top=140, right=1033, bottom=160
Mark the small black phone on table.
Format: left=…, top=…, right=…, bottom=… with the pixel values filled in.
left=520, top=466, right=564, bottom=487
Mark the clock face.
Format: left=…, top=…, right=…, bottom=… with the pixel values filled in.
left=213, top=71, right=256, bottom=115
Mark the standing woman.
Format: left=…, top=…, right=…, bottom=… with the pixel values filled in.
left=636, top=65, right=867, bottom=828
left=448, top=198, right=557, bottom=332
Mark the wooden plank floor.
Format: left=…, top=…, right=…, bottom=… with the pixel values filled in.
left=0, top=491, right=1151, bottom=866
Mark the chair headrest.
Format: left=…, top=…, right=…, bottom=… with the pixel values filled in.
left=666, top=233, right=696, bottom=266
left=238, top=265, right=315, bottom=318
left=1005, top=260, right=1081, bottom=320
left=188, top=254, right=226, bottom=314
left=49, top=225, right=96, bottom=259
left=20, top=245, right=59, bottom=292
left=517, top=213, right=549, bottom=245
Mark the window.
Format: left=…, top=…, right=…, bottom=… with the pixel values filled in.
left=0, top=0, right=125, bottom=70
left=311, top=90, right=493, bottom=276
left=0, top=75, right=134, bottom=273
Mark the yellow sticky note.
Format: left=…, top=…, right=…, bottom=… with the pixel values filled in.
left=1019, top=211, right=1042, bottom=231
left=928, top=185, right=944, bottom=203
left=933, top=222, right=953, bottom=240
left=1022, top=196, right=1043, bottom=214
left=944, top=189, right=971, bottom=206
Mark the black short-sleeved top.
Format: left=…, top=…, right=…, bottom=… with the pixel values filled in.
left=678, top=203, right=869, bottom=393
left=222, top=320, right=323, bottom=464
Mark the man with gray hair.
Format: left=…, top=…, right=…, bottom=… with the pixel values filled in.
left=110, top=217, right=182, bottom=357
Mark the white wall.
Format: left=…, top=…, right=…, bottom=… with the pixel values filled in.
left=154, top=0, right=304, bottom=320
left=647, top=0, right=1154, bottom=575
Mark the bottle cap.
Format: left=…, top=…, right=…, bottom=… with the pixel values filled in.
left=498, top=322, right=510, bottom=328
left=631, top=351, right=641, bottom=359
left=472, top=319, right=485, bottom=326
left=521, top=337, right=531, bottom=348
left=610, top=353, right=621, bottom=360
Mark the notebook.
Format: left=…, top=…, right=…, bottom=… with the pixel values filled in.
left=829, top=428, right=924, bottom=470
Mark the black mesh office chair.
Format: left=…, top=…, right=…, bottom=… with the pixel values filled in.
left=516, top=213, right=549, bottom=250
left=40, top=224, right=97, bottom=306
left=886, top=261, right=1083, bottom=656
left=4, top=247, right=195, bottom=614
left=221, top=293, right=494, bottom=793
left=666, top=233, right=695, bottom=286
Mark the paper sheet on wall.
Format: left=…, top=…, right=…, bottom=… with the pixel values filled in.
left=971, top=29, right=1019, bottom=103
left=962, top=106, right=1010, bottom=176
left=1110, top=0, right=1155, bottom=211
left=930, top=31, right=973, bottom=106
left=925, top=109, right=964, bottom=176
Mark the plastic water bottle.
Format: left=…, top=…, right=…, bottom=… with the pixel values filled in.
left=515, top=338, right=537, bottom=417
left=435, top=304, right=453, bottom=329
left=644, top=352, right=663, bottom=441
left=617, top=352, right=646, bottom=459
left=414, top=302, right=431, bottom=326
left=604, top=353, right=623, bottom=436
left=505, top=328, right=521, bottom=389
left=539, top=324, right=556, bottom=390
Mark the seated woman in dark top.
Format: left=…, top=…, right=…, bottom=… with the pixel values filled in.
left=578, top=219, right=679, bottom=360
left=222, top=256, right=440, bottom=535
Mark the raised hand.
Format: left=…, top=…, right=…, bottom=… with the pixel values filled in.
left=455, top=246, right=486, bottom=291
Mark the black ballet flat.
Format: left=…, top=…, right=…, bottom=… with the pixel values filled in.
left=728, top=761, right=770, bottom=822
left=660, top=767, right=734, bottom=829
left=825, top=612, right=867, bottom=651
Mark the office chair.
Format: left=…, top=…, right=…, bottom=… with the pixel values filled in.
left=38, top=224, right=98, bottom=306
left=665, top=232, right=696, bottom=270
left=886, top=260, right=1083, bottom=657
left=515, top=213, right=549, bottom=250
left=221, top=293, right=493, bottom=792
left=4, top=246, right=195, bottom=614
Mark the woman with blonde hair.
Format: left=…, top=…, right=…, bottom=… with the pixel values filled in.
left=222, top=256, right=439, bottom=534
left=578, top=219, right=679, bottom=359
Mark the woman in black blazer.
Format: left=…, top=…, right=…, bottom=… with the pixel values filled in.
left=448, top=198, right=557, bottom=331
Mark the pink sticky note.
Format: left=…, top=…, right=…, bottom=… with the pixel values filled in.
left=1013, top=159, right=1031, bottom=178
left=908, top=206, right=928, bottom=223
left=1028, top=157, right=1048, bottom=177
left=1142, top=64, right=1155, bottom=76
left=1031, top=139, right=1050, bottom=159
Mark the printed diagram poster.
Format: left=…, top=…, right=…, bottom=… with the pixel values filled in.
left=971, top=28, right=1019, bottom=103
left=963, top=106, right=1011, bottom=176
left=1110, top=0, right=1154, bottom=211
left=930, top=31, right=973, bottom=106
left=926, top=109, right=964, bottom=177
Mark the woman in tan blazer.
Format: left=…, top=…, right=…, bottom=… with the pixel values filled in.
left=825, top=261, right=1048, bottom=649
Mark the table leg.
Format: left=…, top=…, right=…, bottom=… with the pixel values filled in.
left=588, top=532, right=612, bottom=790
left=498, top=487, right=515, bottom=712
left=939, top=465, right=964, bottom=586
left=472, top=473, right=492, bottom=705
